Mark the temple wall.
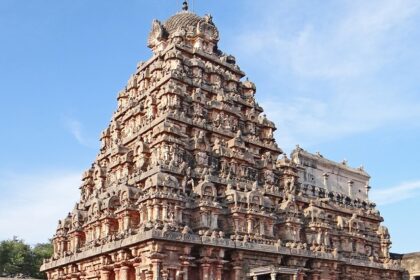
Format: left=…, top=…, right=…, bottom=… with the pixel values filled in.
left=292, top=150, right=370, bottom=201
left=401, top=252, right=420, bottom=280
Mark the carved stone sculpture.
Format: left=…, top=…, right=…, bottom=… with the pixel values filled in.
left=41, top=4, right=403, bottom=280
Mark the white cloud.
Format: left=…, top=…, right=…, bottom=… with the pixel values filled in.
left=0, top=170, right=81, bottom=244
left=261, top=89, right=420, bottom=151
left=289, top=0, right=420, bottom=79
left=65, top=118, right=96, bottom=147
left=229, top=0, right=420, bottom=151
left=371, top=180, right=420, bottom=205
left=234, top=0, right=420, bottom=79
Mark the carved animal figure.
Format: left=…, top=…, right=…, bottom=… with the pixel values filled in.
left=303, top=202, right=325, bottom=223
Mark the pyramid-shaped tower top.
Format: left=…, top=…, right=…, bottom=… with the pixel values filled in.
left=50, top=4, right=284, bottom=247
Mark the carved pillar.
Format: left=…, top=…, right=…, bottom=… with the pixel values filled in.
left=211, top=213, right=218, bottom=229
left=247, top=217, right=254, bottom=234
left=323, top=173, right=329, bottom=188
left=100, top=270, right=111, bottom=280
left=73, top=234, right=81, bottom=252
left=259, top=221, right=265, bottom=236
left=161, top=270, right=168, bottom=280
left=175, top=205, right=182, bottom=223
left=232, top=266, right=242, bottom=280
left=297, top=272, right=306, bottom=280
left=182, top=266, right=189, bottom=280
left=96, top=221, right=102, bottom=239
left=120, top=266, right=130, bottom=280
left=162, top=202, right=168, bottom=221
left=123, top=214, right=131, bottom=231
left=153, top=202, right=160, bottom=221
left=114, top=268, right=121, bottom=280
left=146, top=271, right=153, bottom=280
left=152, top=259, right=161, bottom=280
left=168, top=270, right=175, bottom=280
left=327, top=270, right=338, bottom=280
left=215, top=264, right=223, bottom=280
left=200, top=263, right=211, bottom=280
left=180, top=256, right=193, bottom=280
left=133, top=264, right=142, bottom=280
left=268, top=221, right=274, bottom=236
left=147, top=202, right=153, bottom=221
left=310, top=272, right=320, bottom=280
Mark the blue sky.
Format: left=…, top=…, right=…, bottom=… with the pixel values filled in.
left=0, top=0, right=419, bottom=253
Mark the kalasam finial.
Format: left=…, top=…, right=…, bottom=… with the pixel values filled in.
left=182, top=0, right=188, bottom=11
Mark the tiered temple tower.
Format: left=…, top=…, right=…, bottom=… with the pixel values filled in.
left=41, top=4, right=403, bottom=280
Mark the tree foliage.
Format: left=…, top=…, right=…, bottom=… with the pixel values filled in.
left=0, top=237, right=53, bottom=279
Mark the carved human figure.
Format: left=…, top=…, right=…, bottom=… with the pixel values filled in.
left=337, top=216, right=346, bottom=230
left=348, top=213, right=358, bottom=233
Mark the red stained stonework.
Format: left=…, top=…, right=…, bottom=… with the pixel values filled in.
left=41, top=5, right=404, bottom=280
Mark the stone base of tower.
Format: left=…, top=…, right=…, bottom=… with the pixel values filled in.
left=41, top=230, right=402, bottom=280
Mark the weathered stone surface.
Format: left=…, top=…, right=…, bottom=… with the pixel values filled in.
left=41, top=4, right=404, bottom=280
left=401, top=252, right=420, bottom=279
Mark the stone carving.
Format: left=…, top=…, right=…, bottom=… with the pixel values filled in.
left=41, top=5, right=403, bottom=280
left=336, top=215, right=346, bottom=230
left=303, top=201, right=325, bottom=223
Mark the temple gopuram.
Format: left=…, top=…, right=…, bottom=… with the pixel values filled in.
left=41, top=2, right=404, bottom=280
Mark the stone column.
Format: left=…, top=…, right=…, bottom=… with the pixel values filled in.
left=161, top=270, right=168, bottom=280
left=175, top=205, right=182, bottom=223
left=114, top=268, right=120, bottom=280
left=247, top=218, right=253, bottom=234
left=120, top=266, right=130, bottom=280
left=100, top=270, right=111, bottom=280
left=268, top=222, right=274, bottom=236
left=153, top=203, right=160, bottom=221
left=215, top=264, right=223, bottom=280
left=179, top=256, right=193, bottom=280
left=200, top=263, right=211, bottom=280
left=297, top=272, right=306, bottom=280
left=162, top=202, right=168, bottom=221
left=152, top=260, right=161, bottom=280
left=146, top=271, right=153, bottom=280
left=329, top=272, right=337, bottom=280
left=233, top=266, right=242, bottom=280
left=147, top=203, right=153, bottom=221
left=133, top=264, right=142, bottom=280
left=260, top=221, right=265, bottom=236
left=252, top=276, right=258, bottom=280
left=123, top=214, right=131, bottom=231
left=182, top=266, right=189, bottom=280
left=168, top=270, right=175, bottom=280
left=270, top=272, right=277, bottom=280
left=310, top=272, right=320, bottom=280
